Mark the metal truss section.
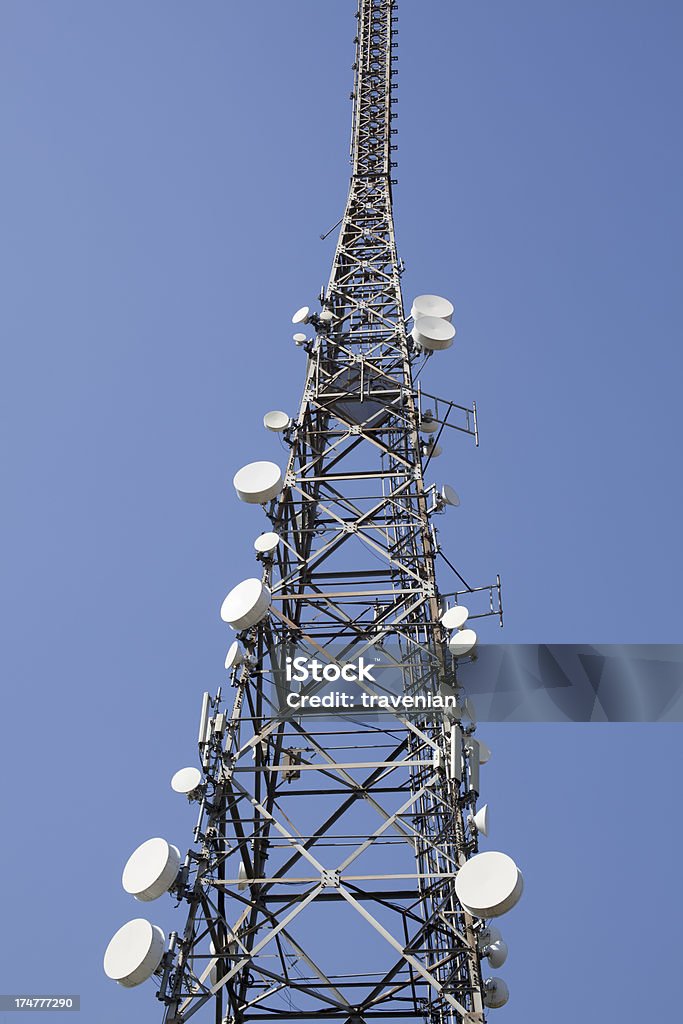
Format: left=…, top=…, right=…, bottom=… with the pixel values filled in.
left=155, top=3, right=505, bottom=1024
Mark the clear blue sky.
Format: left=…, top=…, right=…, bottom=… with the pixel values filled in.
left=1, top=2, right=681, bottom=1021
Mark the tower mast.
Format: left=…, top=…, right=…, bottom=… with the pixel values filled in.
left=104, top=3, right=521, bottom=1022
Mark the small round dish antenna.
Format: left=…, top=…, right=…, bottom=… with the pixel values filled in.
left=225, top=640, right=245, bottom=669
left=254, top=532, right=281, bottom=554
left=448, top=628, right=478, bottom=657
left=423, top=440, right=442, bottom=458
left=441, top=485, right=460, bottom=507
left=293, top=333, right=307, bottom=346
left=319, top=308, right=334, bottom=323
left=233, top=461, right=283, bottom=504
left=484, top=939, right=508, bottom=969
left=411, top=315, right=455, bottom=352
left=483, top=977, right=510, bottom=1009
left=292, top=306, right=310, bottom=325
left=104, top=918, right=165, bottom=987
left=470, top=803, right=489, bottom=836
left=263, top=410, right=291, bottom=433
left=171, top=766, right=202, bottom=795
left=473, top=737, right=492, bottom=764
left=419, top=412, right=439, bottom=434
left=411, top=294, right=454, bottom=323
left=477, top=925, right=502, bottom=951
left=454, top=851, right=524, bottom=918
left=122, top=838, right=181, bottom=902
left=441, top=605, right=469, bottom=631
left=220, top=578, right=271, bottom=630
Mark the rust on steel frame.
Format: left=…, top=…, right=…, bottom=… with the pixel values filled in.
left=156, top=3, right=505, bottom=1023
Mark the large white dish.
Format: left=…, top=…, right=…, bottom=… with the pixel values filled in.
left=122, top=838, right=181, bottom=902
left=441, top=605, right=469, bottom=631
left=171, top=767, right=202, bottom=794
left=104, top=918, right=165, bottom=987
left=455, top=851, right=524, bottom=918
left=411, top=294, right=454, bottom=323
left=448, top=628, right=478, bottom=657
left=220, top=578, right=271, bottom=631
left=233, top=461, right=283, bottom=504
left=411, top=315, right=455, bottom=352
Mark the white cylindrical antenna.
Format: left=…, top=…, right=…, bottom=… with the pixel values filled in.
left=468, top=735, right=481, bottom=794
left=198, top=692, right=211, bottom=746
left=104, top=918, right=165, bottom=987
left=449, top=725, right=462, bottom=781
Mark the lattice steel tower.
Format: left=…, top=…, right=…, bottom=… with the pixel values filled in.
left=104, top=3, right=523, bottom=1022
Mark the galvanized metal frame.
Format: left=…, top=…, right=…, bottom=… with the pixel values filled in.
left=157, top=3, right=501, bottom=1023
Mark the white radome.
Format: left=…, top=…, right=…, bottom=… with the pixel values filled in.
left=263, top=410, right=291, bottom=433
left=122, top=838, right=181, bottom=902
left=291, top=305, right=310, bottom=325
left=171, top=766, right=202, bottom=794
left=411, top=294, right=454, bottom=323
left=441, top=605, right=469, bottom=631
left=411, top=315, right=455, bottom=352
left=233, top=461, right=284, bottom=504
left=483, top=977, right=510, bottom=1009
left=254, top=532, right=281, bottom=554
left=441, top=484, right=461, bottom=507
left=220, top=578, right=271, bottom=631
left=448, top=628, right=478, bottom=657
left=104, top=918, right=165, bottom=988
left=455, top=851, right=524, bottom=918
left=225, top=640, right=244, bottom=669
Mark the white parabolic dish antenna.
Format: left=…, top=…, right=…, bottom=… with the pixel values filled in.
left=263, top=410, right=291, bottom=433
left=411, top=294, right=454, bottom=323
left=254, top=532, right=280, bottom=554
left=455, top=851, right=524, bottom=918
left=484, top=977, right=510, bottom=1009
left=293, top=332, right=307, bottom=345
left=225, top=640, right=244, bottom=669
left=292, top=305, right=310, bottom=325
left=441, top=484, right=460, bottom=507
left=122, top=838, right=181, bottom=902
left=104, top=918, right=165, bottom=988
left=441, top=605, right=469, bottom=631
left=411, top=315, right=455, bottom=352
left=220, top=578, right=271, bottom=631
left=171, top=767, right=202, bottom=794
left=448, top=628, right=478, bottom=657
left=233, top=462, right=283, bottom=504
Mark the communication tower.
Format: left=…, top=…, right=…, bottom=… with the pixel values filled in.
left=104, top=3, right=523, bottom=1022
